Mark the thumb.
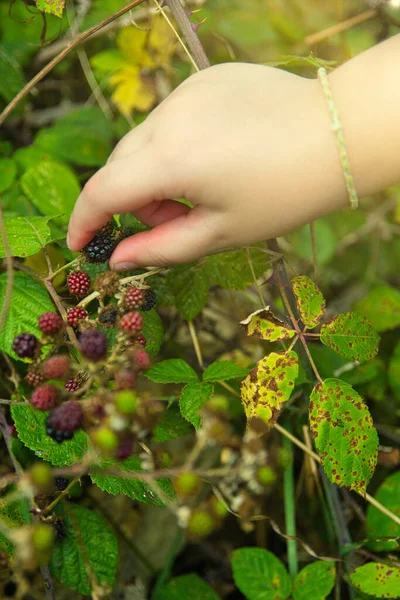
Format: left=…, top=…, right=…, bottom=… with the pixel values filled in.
left=109, top=206, right=219, bottom=269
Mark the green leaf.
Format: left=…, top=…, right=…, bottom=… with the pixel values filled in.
left=11, top=404, right=88, bottom=466
left=166, top=263, right=209, bottom=320
left=231, top=547, right=291, bottom=600
left=204, top=246, right=268, bottom=290
left=13, top=147, right=56, bottom=173
left=0, top=498, right=30, bottom=554
left=180, top=382, right=214, bottom=429
left=152, top=404, right=192, bottom=442
left=11, top=438, right=36, bottom=469
left=290, top=220, right=337, bottom=266
left=141, top=309, right=164, bottom=357
left=388, top=341, right=400, bottom=403
left=203, top=360, right=249, bottom=382
left=0, top=158, right=17, bottom=193
left=355, top=285, right=400, bottom=332
left=0, top=45, right=24, bottom=103
left=366, top=471, right=400, bottom=552
left=0, top=272, right=54, bottom=361
left=309, top=378, right=378, bottom=493
left=240, top=351, right=299, bottom=430
left=35, top=107, right=113, bottom=167
left=20, top=161, right=81, bottom=226
left=349, top=563, right=400, bottom=598
left=320, top=312, right=380, bottom=363
left=0, top=216, right=56, bottom=258
left=292, top=275, right=326, bottom=328
left=292, top=561, right=336, bottom=600
left=159, top=574, right=221, bottom=600
left=36, top=0, right=65, bottom=18
left=146, top=359, right=198, bottom=384
left=240, top=307, right=296, bottom=342
left=91, top=49, right=127, bottom=73
left=50, top=504, right=118, bottom=595
left=90, top=455, right=175, bottom=506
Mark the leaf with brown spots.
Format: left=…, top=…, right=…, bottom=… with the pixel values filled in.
left=320, top=312, right=380, bottom=363
left=309, top=378, right=378, bottom=494
left=292, top=561, right=336, bottom=600
left=240, top=307, right=296, bottom=342
left=350, top=563, right=400, bottom=598
left=232, top=547, right=291, bottom=600
left=292, top=275, right=326, bottom=329
left=36, top=0, right=65, bottom=18
left=240, top=351, right=299, bottom=431
left=355, top=284, right=400, bottom=332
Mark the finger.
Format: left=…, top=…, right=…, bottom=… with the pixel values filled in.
left=107, top=121, right=151, bottom=164
left=67, top=146, right=184, bottom=252
left=133, top=199, right=190, bottom=227
left=110, top=206, right=219, bottom=269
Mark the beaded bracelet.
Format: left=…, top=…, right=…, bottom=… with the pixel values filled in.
left=317, top=67, right=359, bottom=210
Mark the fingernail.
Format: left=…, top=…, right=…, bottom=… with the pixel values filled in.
left=111, top=262, right=138, bottom=272
left=66, top=233, right=71, bottom=250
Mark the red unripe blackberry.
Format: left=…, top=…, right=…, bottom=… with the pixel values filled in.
left=136, top=334, right=146, bottom=347
left=46, top=401, right=83, bottom=443
left=141, top=289, right=156, bottom=312
left=133, top=349, right=150, bottom=371
left=31, top=385, right=59, bottom=411
left=67, top=270, right=91, bottom=297
left=65, top=376, right=82, bottom=392
left=115, top=436, right=134, bottom=461
left=122, top=288, right=145, bottom=311
left=120, top=312, right=143, bottom=335
left=43, top=355, right=70, bottom=380
left=38, top=312, right=63, bottom=335
left=115, top=369, right=136, bottom=390
left=12, top=333, right=39, bottom=359
left=66, top=307, right=88, bottom=327
left=80, top=329, right=107, bottom=361
left=26, top=367, right=44, bottom=387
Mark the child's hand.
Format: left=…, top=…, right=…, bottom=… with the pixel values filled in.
left=67, top=63, right=350, bottom=270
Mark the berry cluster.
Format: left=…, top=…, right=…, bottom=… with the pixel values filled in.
left=67, top=270, right=91, bottom=297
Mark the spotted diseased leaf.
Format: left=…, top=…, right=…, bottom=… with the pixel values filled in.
left=241, top=351, right=299, bottom=430
left=309, top=378, right=378, bottom=493
left=36, top=0, right=65, bottom=18
left=240, top=307, right=296, bottom=342
left=355, top=285, right=400, bottom=332
left=366, top=471, right=400, bottom=552
left=292, top=275, right=326, bottom=329
left=350, top=563, right=400, bottom=598
left=292, top=561, right=336, bottom=600
left=320, top=312, right=380, bottom=363
left=232, top=547, right=291, bottom=600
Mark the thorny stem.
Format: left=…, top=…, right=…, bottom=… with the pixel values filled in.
left=164, top=0, right=210, bottom=70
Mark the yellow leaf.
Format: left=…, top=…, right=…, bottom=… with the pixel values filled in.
left=147, top=15, right=177, bottom=68
left=110, top=65, right=156, bottom=116
left=117, top=26, right=149, bottom=63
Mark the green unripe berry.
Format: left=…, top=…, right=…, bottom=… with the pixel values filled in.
left=31, top=525, right=54, bottom=552
left=175, top=472, right=201, bottom=497
left=211, top=497, right=229, bottom=519
left=30, top=463, right=52, bottom=488
left=207, top=395, right=229, bottom=412
left=277, top=448, right=292, bottom=469
left=256, top=466, right=277, bottom=487
left=160, top=451, right=172, bottom=468
left=92, top=427, right=118, bottom=453
left=188, top=510, right=216, bottom=538
left=115, top=390, right=137, bottom=415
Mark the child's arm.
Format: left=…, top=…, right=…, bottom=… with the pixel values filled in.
left=67, top=34, right=400, bottom=270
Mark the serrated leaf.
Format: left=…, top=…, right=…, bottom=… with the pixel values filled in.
left=388, top=341, right=400, bottom=403
left=90, top=455, right=175, bottom=506
left=240, top=351, right=299, bottom=430
left=0, top=45, right=24, bottom=103
left=0, top=158, right=17, bottom=193
left=166, top=262, right=209, bottom=321
left=366, top=471, right=400, bottom=552
left=350, top=563, right=400, bottom=598
left=292, top=275, right=326, bottom=328
left=20, top=161, right=80, bottom=226
left=152, top=405, right=191, bottom=442
left=159, top=574, right=221, bottom=600
left=231, top=547, right=291, bottom=600
left=180, top=382, right=214, bottom=429
left=36, top=0, right=65, bottom=18
left=0, top=272, right=54, bottom=361
left=309, top=378, right=378, bottom=493
left=50, top=504, right=118, bottom=595
left=320, top=312, right=380, bottom=363
left=240, top=307, right=296, bottom=342
left=146, top=359, right=198, bottom=384
left=204, top=246, right=268, bottom=290
left=141, top=309, right=164, bottom=358
left=11, top=438, right=36, bottom=469
left=292, top=561, right=336, bottom=600
left=203, top=360, right=249, bottom=382
left=355, top=285, right=400, bottom=332
left=0, top=216, right=55, bottom=258
left=11, top=404, right=88, bottom=466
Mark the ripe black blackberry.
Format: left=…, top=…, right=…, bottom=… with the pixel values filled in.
left=141, top=289, right=157, bottom=311
left=98, top=305, right=119, bottom=328
left=54, top=476, right=69, bottom=491
left=46, top=401, right=83, bottom=443
left=53, top=517, right=67, bottom=540
left=82, top=232, right=117, bottom=264
left=12, top=333, right=39, bottom=359
left=80, top=329, right=107, bottom=361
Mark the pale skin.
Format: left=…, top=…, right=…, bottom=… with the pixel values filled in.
left=67, top=34, right=400, bottom=270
